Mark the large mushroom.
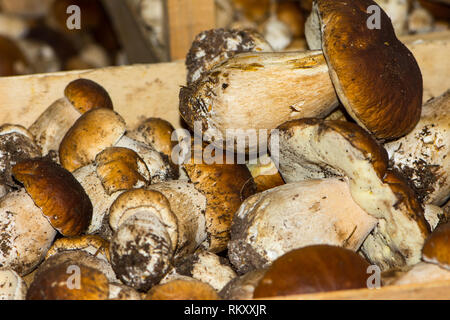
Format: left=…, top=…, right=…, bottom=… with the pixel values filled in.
left=274, top=119, right=430, bottom=270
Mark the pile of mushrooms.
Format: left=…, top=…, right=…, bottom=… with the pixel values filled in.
left=0, top=0, right=449, bottom=300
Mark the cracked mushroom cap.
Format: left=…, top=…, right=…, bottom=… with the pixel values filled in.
left=185, top=28, right=273, bottom=85
left=182, top=144, right=256, bottom=252
left=59, top=108, right=126, bottom=172
left=253, top=245, right=371, bottom=298
left=422, top=221, right=450, bottom=270
left=305, top=0, right=422, bottom=140
left=0, top=124, right=41, bottom=194
left=275, top=119, right=430, bottom=270
left=145, top=279, right=221, bottom=300
left=12, top=158, right=93, bottom=236
left=228, top=178, right=378, bottom=274
left=384, top=90, right=450, bottom=206
left=26, top=261, right=109, bottom=300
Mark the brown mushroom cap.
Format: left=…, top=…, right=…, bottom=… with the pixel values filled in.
left=95, top=147, right=150, bottom=195
left=422, top=221, right=450, bottom=270
left=12, top=158, right=93, bottom=236
left=64, top=78, right=114, bottom=114
left=59, top=108, right=126, bottom=172
left=253, top=245, right=371, bottom=298
left=26, top=261, right=109, bottom=300
left=46, top=235, right=111, bottom=262
left=307, top=0, right=423, bottom=140
left=145, top=279, right=221, bottom=300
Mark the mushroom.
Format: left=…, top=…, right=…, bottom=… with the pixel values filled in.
left=246, top=154, right=285, bottom=192
left=173, top=249, right=237, bottom=291
left=185, top=28, right=273, bottom=85
left=305, top=0, right=423, bottom=140
left=0, top=268, right=27, bottom=300
left=180, top=49, right=338, bottom=153
left=252, top=245, right=371, bottom=298
left=228, top=179, right=378, bottom=274
left=219, top=268, right=267, bottom=300
left=59, top=107, right=176, bottom=182
left=29, top=78, right=114, bottom=156
left=390, top=262, right=450, bottom=285
left=108, top=282, right=142, bottom=300
left=274, top=119, right=430, bottom=270
left=384, top=90, right=449, bottom=206
left=0, top=124, right=41, bottom=197
left=408, top=4, right=435, bottom=34
left=0, top=158, right=92, bottom=276
left=108, top=189, right=179, bottom=291
left=145, top=278, right=221, bottom=300
left=26, top=261, right=110, bottom=300
left=422, top=221, right=450, bottom=270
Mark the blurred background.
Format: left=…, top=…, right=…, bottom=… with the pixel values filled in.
left=0, top=0, right=448, bottom=77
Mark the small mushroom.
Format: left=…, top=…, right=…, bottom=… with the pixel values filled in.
left=252, top=245, right=371, bottom=298
left=29, top=78, right=113, bottom=156
left=384, top=90, right=449, bottom=206
left=0, top=268, right=27, bottom=300
left=422, top=221, right=450, bottom=270
left=228, top=179, right=378, bottom=274
left=305, top=0, right=423, bottom=140
left=274, top=119, right=430, bottom=270
left=26, top=261, right=109, bottom=300
left=145, top=278, right=221, bottom=300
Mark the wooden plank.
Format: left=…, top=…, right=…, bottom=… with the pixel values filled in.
left=260, top=279, right=450, bottom=300
left=165, top=0, right=216, bottom=61
left=101, top=0, right=163, bottom=63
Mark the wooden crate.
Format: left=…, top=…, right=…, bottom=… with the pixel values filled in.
left=0, top=31, right=449, bottom=300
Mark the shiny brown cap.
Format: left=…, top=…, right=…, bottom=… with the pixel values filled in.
left=310, top=0, right=423, bottom=140
left=422, top=221, right=450, bottom=270
left=145, top=279, right=221, bottom=300
left=59, top=108, right=126, bottom=172
left=253, top=245, right=370, bottom=298
left=64, top=78, right=114, bottom=114
left=12, top=158, right=93, bottom=236
left=95, top=147, right=150, bottom=195
left=26, top=261, right=109, bottom=300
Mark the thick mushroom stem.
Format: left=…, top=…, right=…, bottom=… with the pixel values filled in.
left=228, top=179, right=378, bottom=274
left=179, top=50, right=339, bottom=153
left=0, top=189, right=57, bottom=276
left=384, top=90, right=450, bottom=206
left=274, top=119, right=429, bottom=270
left=110, top=209, right=174, bottom=291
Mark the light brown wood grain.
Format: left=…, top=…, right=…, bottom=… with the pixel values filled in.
left=165, top=0, right=216, bottom=60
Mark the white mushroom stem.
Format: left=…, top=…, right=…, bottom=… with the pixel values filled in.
left=0, top=269, right=27, bottom=300
left=228, top=179, right=378, bottom=274
left=73, top=164, right=123, bottom=235
left=29, top=97, right=80, bottom=155
left=110, top=209, right=174, bottom=290
left=384, top=90, right=450, bottom=206
left=0, top=189, right=57, bottom=276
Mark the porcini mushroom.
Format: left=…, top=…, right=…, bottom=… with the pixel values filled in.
left=384, top=90, right=449, bottom=206
left=252, top=245, right=371, bottom=298
left=305, top=0, right=423, bottom=140
left=145, top=278, right=221, bottom=300
left=228, top=179, right=378, bottom=274
left=29, top=78, right=114, bottom=156
left=274, top=119, right=430, bottom=270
